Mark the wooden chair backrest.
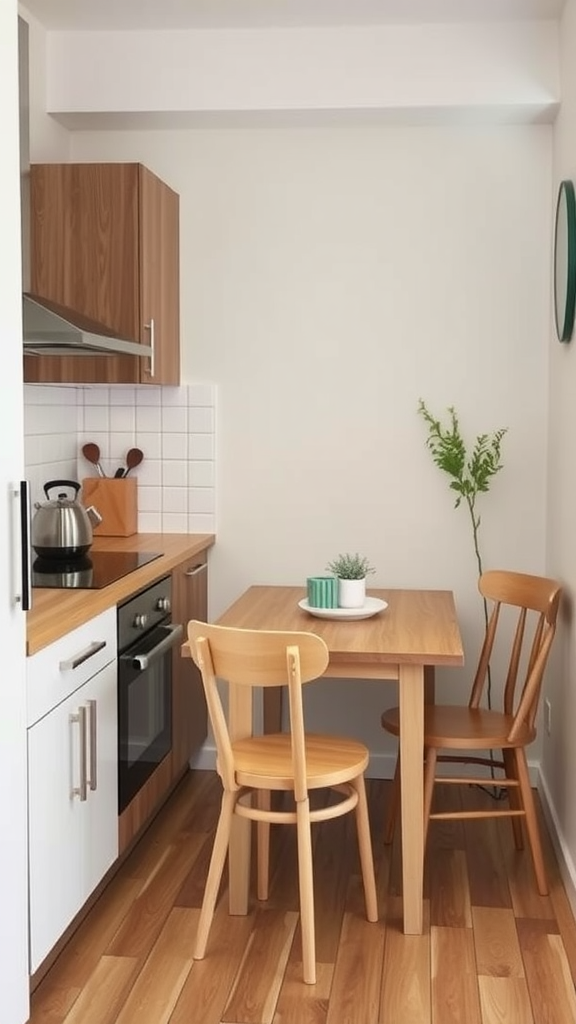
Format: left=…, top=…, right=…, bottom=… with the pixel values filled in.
left=187, top=621, right=329, bottom=797
left=469, top=570, right=562, bottom=741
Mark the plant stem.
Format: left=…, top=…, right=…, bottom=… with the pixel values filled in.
left=464, top=493, right=493, bottom=710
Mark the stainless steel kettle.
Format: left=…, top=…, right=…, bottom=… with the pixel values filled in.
left=32, top=480, right=103, bottom=559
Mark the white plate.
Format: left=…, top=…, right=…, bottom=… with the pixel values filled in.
left=298, top=597, right=388, bottom=621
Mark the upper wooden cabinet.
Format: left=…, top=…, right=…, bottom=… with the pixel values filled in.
left=24, top=162, right=180, bottom=385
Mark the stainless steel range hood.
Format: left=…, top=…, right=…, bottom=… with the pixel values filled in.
left=18, top=18, right=152, bottom=360
left=23, top=294, right=153, bottom=358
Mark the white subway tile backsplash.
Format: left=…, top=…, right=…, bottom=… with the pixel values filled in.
left=24, top=406, right=48, bottom=435
left=138, top=486, right=162, bottom=512
left=189, top=407, right=214, bottom=433
left=162, top=432, right=188, bottom=460
left=135, top=386, right=161, bottom=406
left=84, top=405, right=110, bottom=433
left=137, top=459, right=162, bottom=487
left=135, top=431, right=162, bottom=460
left=163, top=487, right=188, bottom=514
left=190, top=461, right=214, bottom=487
left=109, top=387, right=136, bottom=406
left=25, top=382, right=217, bottom=534
left=188, top=513, right=216, bottom=533
left=138, top=511, right=162, bottom=532
left=162, top=405, right=187, bottom=433
left=189, top=434, right=214, bottom=460
left=83, top=386, right=110, bottom=405
left=190, top=488, right=215, bottom=514
left=162, top=460, right=188, bottom=487
left=162, top=512, right=189, bottom=533
left=45, top=433, right=76, bottom=463
left=110, top=406, right=136, bottom=433
left=136, top=405, right=162, bottom=433
left=25, top=384, right=78, bottom=406
left=24, top=435, right=42, bottom=465
left=161, top=386, right=188, bottom=407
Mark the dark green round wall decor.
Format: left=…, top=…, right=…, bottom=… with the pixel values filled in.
left=554, top=179, right=576, bottom=343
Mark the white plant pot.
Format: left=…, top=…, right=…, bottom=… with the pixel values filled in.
left=338, top=577, right=366, bottom=609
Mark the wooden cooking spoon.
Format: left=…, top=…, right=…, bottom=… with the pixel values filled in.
left=82, top=442, right=105, bottom=478
left=124, top=447, right=143, bottom=477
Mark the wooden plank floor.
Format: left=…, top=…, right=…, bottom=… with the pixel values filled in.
left=28, top=770, right=576, bottom=1024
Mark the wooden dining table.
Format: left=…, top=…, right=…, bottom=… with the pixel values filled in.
left=187, top=584, right=464, bottom=935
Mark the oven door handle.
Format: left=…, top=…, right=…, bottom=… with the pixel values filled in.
left=126, top=622, right=183, bottom=671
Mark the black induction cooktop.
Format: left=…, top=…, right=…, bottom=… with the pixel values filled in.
left=31, top=550, right=163, bottom=590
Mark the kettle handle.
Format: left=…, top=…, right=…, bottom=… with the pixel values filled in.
left=43, top=480, right=81, bottom=499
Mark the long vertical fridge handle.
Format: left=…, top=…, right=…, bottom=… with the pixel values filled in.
left=15, top=480, right=31, bottom=611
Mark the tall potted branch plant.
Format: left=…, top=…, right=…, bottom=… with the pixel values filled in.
left=418, top=399, right=507, bottom=709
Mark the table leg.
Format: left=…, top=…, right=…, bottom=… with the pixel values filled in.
left=228, top=681, right=252, bottom=915
left=399, top=662, right=424, bottom=934
left=263, top=686, right=283, bottom=733
left=424, top=664, right=435, bottom=705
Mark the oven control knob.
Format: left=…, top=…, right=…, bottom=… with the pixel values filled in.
left=156, top=596, right=171, bottom=613
left=133, top=612, right=148, bottom=629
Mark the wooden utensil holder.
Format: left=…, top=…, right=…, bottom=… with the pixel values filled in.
left=81, top=478, right=138, bottom=537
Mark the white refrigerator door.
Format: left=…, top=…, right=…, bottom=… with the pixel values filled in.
left=0, top=3, right=29, bottom=1023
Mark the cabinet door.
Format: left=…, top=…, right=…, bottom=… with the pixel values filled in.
left=28, top=661, right=118, bottom=973
left=30, top=163, right=140, bottom=338
left=25, top=163, right=142, bottom=386
left=139, top=165, right=180, bottom=385
left=24, top=162, right=180, bottom=386
left=171, top=553, right=208, bottom=779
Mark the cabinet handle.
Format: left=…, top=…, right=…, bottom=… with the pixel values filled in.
left=59, top=640, right=106, bottom=672
left=184, top=563, right=207, bottom=578
left=14, top=480, right=32, bottom=610
left=88, top=699, right=97, bottom=792
left=144, top=317, right=155, bottom=379
left=126, top=622, right=183, bottom=671
left=70, top=705, right=87, bottom=802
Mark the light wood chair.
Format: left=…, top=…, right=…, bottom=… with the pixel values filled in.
left=381, top=569, right=562, bottom=895
left=187, top=620, right=378, bottom=985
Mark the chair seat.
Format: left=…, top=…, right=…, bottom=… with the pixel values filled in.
left=381, top=705, right=536, bottom=750
left=233, top=732, right=369, bottom=789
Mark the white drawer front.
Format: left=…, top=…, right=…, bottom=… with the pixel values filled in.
left=27, top=607, right=117, bottom=727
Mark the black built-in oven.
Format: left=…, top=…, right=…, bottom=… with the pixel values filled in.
left=117, top=576, right=183, bottom=814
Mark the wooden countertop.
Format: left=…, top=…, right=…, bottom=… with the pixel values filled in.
left=26, top=533, right=215, bottom=656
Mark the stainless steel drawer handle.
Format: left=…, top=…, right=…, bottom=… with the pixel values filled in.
left=70, top=705, right=87, bottom=802
left=88, top=699, right=97, bottom=792
left=128, top=622, right=183, bottom=671
left=60, top=640, right=107, bottom=672
left=184, top=563, right=207, bottom=577
left=144, top=317, right=155, bottom=378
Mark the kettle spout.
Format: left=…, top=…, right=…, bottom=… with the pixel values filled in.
left=86, top=505, right=103, bottom=528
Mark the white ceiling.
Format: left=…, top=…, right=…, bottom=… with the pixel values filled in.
left=21, top=0, right=567, bottom=31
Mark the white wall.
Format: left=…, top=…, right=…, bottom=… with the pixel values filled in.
left=70, top=123, right=552, bottom=771
left=22, top=6, right=70, bottom=161
left=44, top=21, right=560, bottom=126
left=542, top=0, right=576, bottom=912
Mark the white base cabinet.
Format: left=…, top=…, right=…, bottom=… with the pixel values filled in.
left=27, top=609, right=118, bottom=974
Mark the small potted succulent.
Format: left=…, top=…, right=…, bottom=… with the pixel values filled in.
left=325, top=552, right=375, bottom=609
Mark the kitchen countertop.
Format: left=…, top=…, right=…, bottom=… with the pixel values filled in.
left=26, top=533, right=215, bottom=656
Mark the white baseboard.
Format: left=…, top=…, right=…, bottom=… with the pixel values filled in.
left=537, top=768, right=576, bottom=919
left=189, top=742, right=217, bottom=771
